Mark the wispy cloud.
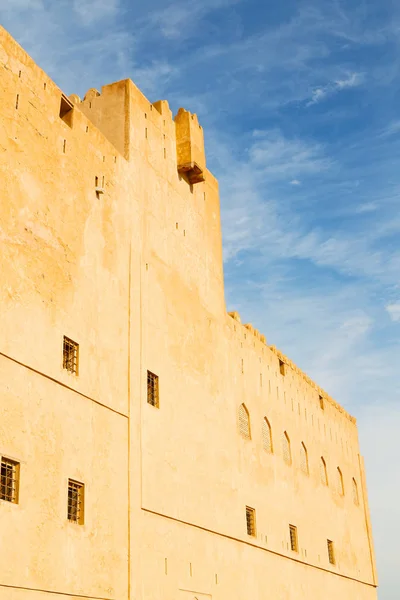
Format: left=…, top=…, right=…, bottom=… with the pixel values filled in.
left=72, top=0, right=120, bottom=25
left=386, top=304, right=400, bottom=322
left=2, top=2, right=400, bottom=598
left=307, top=72, right=364, bottom=105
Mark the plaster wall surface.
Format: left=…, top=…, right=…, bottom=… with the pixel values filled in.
left=0, top=25, right=378, bottom=600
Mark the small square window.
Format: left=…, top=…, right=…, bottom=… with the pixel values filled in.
left=246, top=506, right=256, bottom=536
left=147, top=370, right=159, bottom=408
left=289, top=525, right=298, bottom=552
left=68, top=479, right=84, bottom=524
left=0, top=457, right=20, bottom=504
left=279, top=359, right=286, bottom=376
left=63, top=336, right=79, bottom=375
left=327, top=539, right=335, bottom=564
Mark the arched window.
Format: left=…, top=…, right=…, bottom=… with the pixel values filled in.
left=352, top=477, right=359, bottom=506
left=282, top=431, right=291, bottom=465
left=300, top=442, right=309, bottom=475
left=320, top=457, right=328, bottom=486
left=337, top=467, right=344, bottom=496
left=262, top=418, right=273, bottom=453
left=238, top=404, right=251, bottom=439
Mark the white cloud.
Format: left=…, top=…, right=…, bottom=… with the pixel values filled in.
left=248, top=130, right=331, bottom=177
left=386, top=303, right=400, bottom=322
left=307, top=72, right=364, bottom=106
left=145, top=0, right=242, bottom=40
left=381, top=120, right=400, bottom=137
left=307, top=87, right=327, bottom=105
left=0, top=0, right=43, bottom=8
left=335, top=71, right=364, bottom=88
left=72, top=0, right=120, bottom=24
left=290, top=179, right=301, bottom=185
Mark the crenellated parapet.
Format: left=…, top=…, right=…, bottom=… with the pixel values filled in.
left=227, top=311, right=354, bottom=423
left=269, top=345, right=356, bottom=423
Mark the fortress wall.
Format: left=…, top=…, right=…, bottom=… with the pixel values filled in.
left=0, top=25, right=377, bottom=600
left=132, top=510, right=378, bottom=600
left=0, top=25, right=131, bottom=415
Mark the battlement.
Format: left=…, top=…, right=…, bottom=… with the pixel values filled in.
left=228, top=311, right=355, bottom=424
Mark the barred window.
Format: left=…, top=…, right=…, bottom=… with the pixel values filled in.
left=327, top=539, right=335, bottom=565
left=320, top=456, right=328, bottom=486
left=147, top=371, right=159, bottom=408
left=337, top=467, right=344, bottom=496
left=300, top=442, right=309, bottom=475
left=282, top=431, right=291, bottom=465
left=262, top=417, right=273, bottom=453
left=352, top=478, right=359, bottom=506
left=289, top=524, right=298, bottom=552
left=0, top=457, right=19, bottom=504
left=63, top=336, right=79, bottom=375
left=238, top=404, right=251, bottom=439
left=67, top=479, right=84, bottom=524
left=246, top=506, right=256, bottom=536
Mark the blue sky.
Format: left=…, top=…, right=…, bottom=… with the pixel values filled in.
left=1, top=0, right=399, bottom=597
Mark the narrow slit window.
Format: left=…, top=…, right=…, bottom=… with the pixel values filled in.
left=289, top=525, right=298, bottom=552
left=319, top=395, right=324, bottom=410
left=320, top=457, right=328, bottom=486
left=300, top=442, right=309, bottom=475
left=59, top=94, right=73, bottom=127
left=282, top=431, right=291, bottom=465
left=0, top=457, right=20, bottom=504
left=63, top=336, right=79, bottom=375
left=15, top=94, right=19, bottom=110
left=279, top=359, right=286, bottom=376
left=352, top=477, right=359, bottom=506
left=246, top=506, right=256, bottom=536
left=67, top=479, right=84, bottom=524
left=238, top=404, right=251, bottom=439
left=262, top=417, right=273, bottom=453
left=337, top=467, right=344, bottom=496
left=327, top=540, right=335, bottom=565
left=147, top=370, right=159, bottom=408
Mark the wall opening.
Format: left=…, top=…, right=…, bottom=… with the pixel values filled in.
left=59, top=94, right=74, bottom=128
left=67, top=479, right=84, bottom=524
left=246, top=506, right=256, bottom=536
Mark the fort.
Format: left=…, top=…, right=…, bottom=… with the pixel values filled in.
left=0, top=25, right=377, bottom=600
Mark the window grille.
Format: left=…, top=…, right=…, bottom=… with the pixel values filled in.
left=262, top=418, right=272, bottom=453
left=289, top=525, right=298, bottom=552
left=0, top=457, right=19, bottom=503
left=238, top=404, right=251, bottom=439
left=320, top=457, right=328, bottom=486
left=147, top=370, right=159, bottom=408
left=300, top=442, right=309, bottom=475
left=337, top=467, right=344, bottom=496
left=246, top=506, right=256, bottom=536
left=282, top=432, right=291, bottom=465
left=279, top=359, right=286, bottom=376
left=352, top=478, right=359, bottom=506
left=67, top=479, right=84, bottom=524
left=327, top=540, right=335, bottom=565
left=63, top=336, right=79, bottom=375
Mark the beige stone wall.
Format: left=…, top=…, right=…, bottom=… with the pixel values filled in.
left=0, top=25, right=377, bottom=600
